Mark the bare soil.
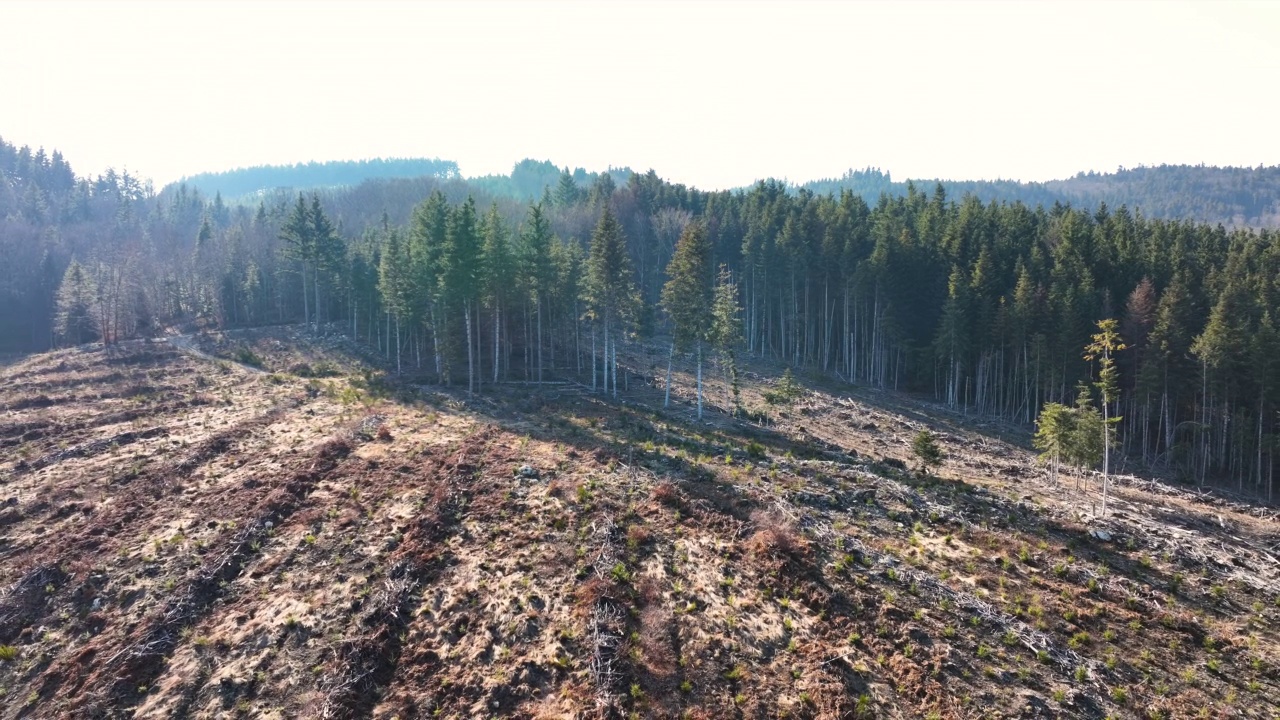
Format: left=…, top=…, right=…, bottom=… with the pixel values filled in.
left=0, top=329, right=1276, bottom=719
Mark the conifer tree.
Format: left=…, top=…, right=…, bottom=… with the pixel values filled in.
left=279, top=194, right=314, bottom=329
left=481, top=203, right=513, bottom=383
left=711, top=265, right=744, bottom=414
left=55, top=258, right=96, bottom=346
left=278, top=193, right=342, bottom=334
left=1067, top=384, right=1105, bottom=491
left=443, top=197, right=482, bottom=393
left=518, top=203, right=555, bottom=381
left=1034, top=402, right=1074, bottom=484
left=554, top=169, right=580, bottom=207
left=308, top=195, right=344, bottom=331
left=587, top=206, right=637, bottom=397
left=409, top=191, right=449, bottom=378
left=1084, top=319, right=1126, bottom=515
left=912, top=430, right=944, bottom=475
left=661, top=221, right=713, bottom=416
left=378, top=228, right=411, bottom=373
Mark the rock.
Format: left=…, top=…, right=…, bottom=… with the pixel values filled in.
left=91, top=597, right=103, bottom=611
left=3, top=497, right=17, bottom=507
left=1090, top=529, right=1112, bottom=542
left=517, top=465, right=540, bottom=479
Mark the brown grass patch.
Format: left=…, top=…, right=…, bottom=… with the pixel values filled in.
left=651, top=481, right=681, bottom=507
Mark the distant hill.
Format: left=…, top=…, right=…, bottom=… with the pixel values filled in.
left=169, top=157, right=461, bottom=200
left=466, top=158, right=634, bottom=202
left=803, top=164, right=1280, bottom=228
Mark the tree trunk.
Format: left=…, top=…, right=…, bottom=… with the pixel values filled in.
left=1101, top=399, right=1110, bottom=516
left=313, top=264, right=321, bottom=335
left=431, top=308, right=442, bottom=384
left=696, top=342, right=703, bottom=419
left=665, top=341, right=673, bottom=408
left=464, top=300, right=474, bottom=395
left=493, top=301, right=501, bottom=384
left=301, top=262, right=310, bottom=330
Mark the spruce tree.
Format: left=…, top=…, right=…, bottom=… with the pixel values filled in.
left=587, top=206, right=637, bottom=397
left=443, top=197, right=482, bottom=393
left=661, top=221, right=713, bottom=416
left=279, top=194, right=314, bottom=330
left=481, top=203, right=513, bottom=383
left=409, top=191, right=449, bottom=378
left=378, top=228, right=411, bottom=373
left=308, top=195, right=343, bottom=331
left=518, top=203, right=555, bottom=381
left=711, top=265, right=744, bottom=414
left=55, top=258, right=96, bottom=346
left=1084, top=319, right=1126, bottom=516
left=912, top=430, right=944, bottom=475
left=1033, top=402, right=1074, bottom=484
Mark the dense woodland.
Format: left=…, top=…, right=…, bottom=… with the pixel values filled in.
left=805, top=165, right=1280, bottom=229
left=176, top=158, right=461, bottom=200
left=186, top=157, right=1280, bottom=230
left=2, top=134, right=1278, bottom=501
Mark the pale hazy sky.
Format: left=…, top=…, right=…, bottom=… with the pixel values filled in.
left=4, top=0, right=1278, bottom=189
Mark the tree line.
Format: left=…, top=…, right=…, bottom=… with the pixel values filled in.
left=805, top=164, right=1280, bottom=229
left=177, top=157, right=461, bottom=200
left=2, top=135, right=1278, bottom=500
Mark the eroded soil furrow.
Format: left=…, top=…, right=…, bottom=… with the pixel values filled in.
left=0, top=397, right=213, bottom=452
left=50, top=401, right=300, bottom=563
left=0, top=371, right=134, bottom=398
left=23, top=426, right=169, bottom=472
left=0, top=403, right=305, bottom=660
left=48, top=436, right=357, bottom=718
left=319, top=426, right=500, bottom=720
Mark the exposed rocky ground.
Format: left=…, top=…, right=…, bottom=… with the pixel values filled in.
left=0, top=328, right=1277, bottom=719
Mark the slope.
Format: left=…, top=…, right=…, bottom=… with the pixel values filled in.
left=0, top=329, right=1276, bottom=719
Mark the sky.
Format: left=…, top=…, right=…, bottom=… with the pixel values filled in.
left=3, top=0, right=1279, bottom=190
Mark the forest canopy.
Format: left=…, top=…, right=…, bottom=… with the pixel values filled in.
left=172, top=157, right=461, bottom=200
left=2, top=133, right=1279, bottom=500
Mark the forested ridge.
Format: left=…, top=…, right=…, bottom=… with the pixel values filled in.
left=2, top=134, right=1278, bottom=500
left=174, top=157, right=460, bottom=200
left=806, top=165, right=1280, bottom=229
